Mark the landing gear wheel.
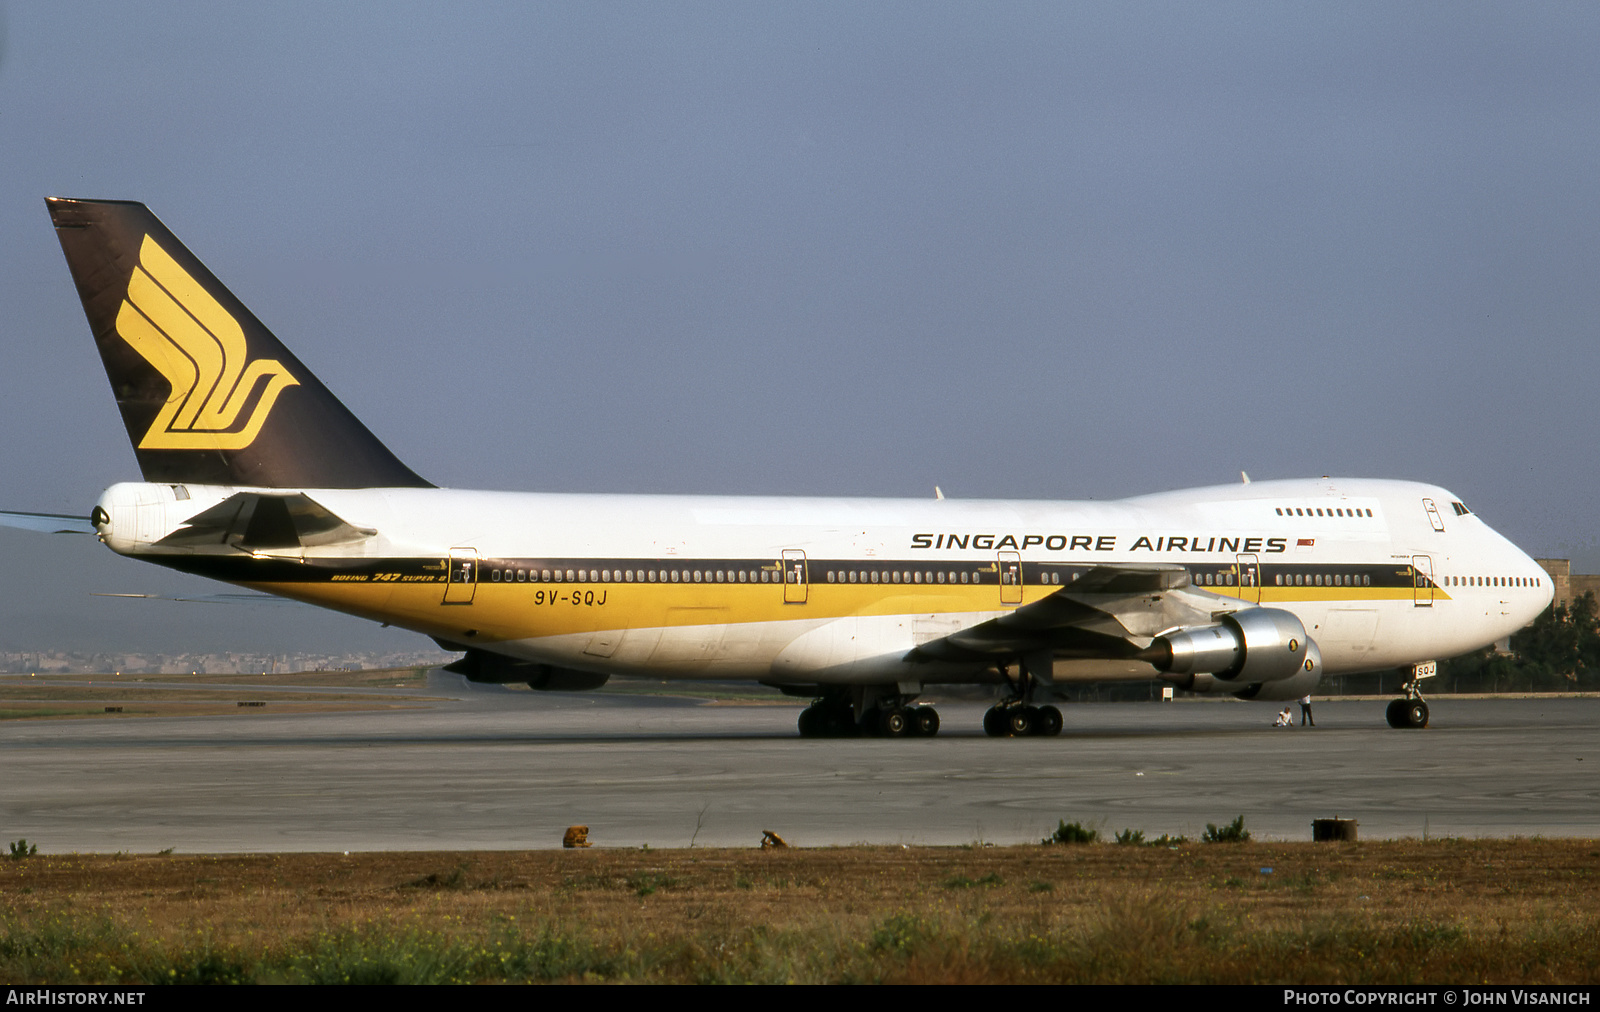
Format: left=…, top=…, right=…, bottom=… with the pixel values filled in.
left=1005, top=707, right=1034, bottom=737
left=1385, top=699, right=1405, bottom=728
left=877, top=706, right=910, bottom=738
left=798, top=706, right=822, bottom=737
left=1404, top=700, right=1429, bottom=728
left=1034, top=704, right=1063, bottom=737
left=1386, top=698, right=1429, bottom=729
left=983, top=706, right=1007, bottom=737
left=911, top=706, right=940, bottom=737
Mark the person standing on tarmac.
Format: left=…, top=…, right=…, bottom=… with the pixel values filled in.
left=1299, top=694, right=1314, bottom=727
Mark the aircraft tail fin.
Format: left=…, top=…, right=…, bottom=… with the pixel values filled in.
left=46, top=197, right=431, bottom=489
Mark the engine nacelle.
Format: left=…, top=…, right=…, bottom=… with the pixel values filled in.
left=443, top=649, right=611, bottom=691
left=1232, top=637, right=1324, bottom=701
left=1163, top=635, right=1323, bottom=699
left=1146, top=608, right=1309, bottom=684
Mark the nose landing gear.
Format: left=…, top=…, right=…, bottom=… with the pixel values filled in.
left=1385, top=661, right=1434, bottom=729
left=1385, top=697, right=1429, bottom=729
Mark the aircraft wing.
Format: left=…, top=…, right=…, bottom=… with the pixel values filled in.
left=0, top=510, right=95, bottom=534
left=907, top=564, right=1230, bottom=664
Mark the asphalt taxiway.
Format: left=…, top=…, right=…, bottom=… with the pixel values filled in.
left=1, top=680, right=1595, bottom=851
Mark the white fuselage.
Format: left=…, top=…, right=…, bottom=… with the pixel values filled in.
left=93, top=476, right=1552, bottom=687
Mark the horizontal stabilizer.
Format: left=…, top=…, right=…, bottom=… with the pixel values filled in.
left=91, top=590, right=307, bottom=608
left=156, top=492, right=376, bottom=552
left=0, top=510, right=95, bottom=534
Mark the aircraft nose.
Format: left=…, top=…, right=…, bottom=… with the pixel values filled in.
left=1520, top=550, right=1554, bottom=623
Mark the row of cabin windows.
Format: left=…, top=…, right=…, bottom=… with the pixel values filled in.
left=485, top=567, right=1079, bottom=587
left=1276, top=506, right=1373, bottom=518
left=1444, top=575, right=1539, bottom=588
left=1192, top=571, right=1265, bottom=586
left=1275, top=573, right=1371, bottom=587
left=489, top=567, right=785, bottom=584
left=823, top=569, right=1067, bottom=586
left=484, top=566, right=1540, bottom=591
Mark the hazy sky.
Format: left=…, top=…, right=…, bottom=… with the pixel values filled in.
left=3, top=3, right=1599, bottom=654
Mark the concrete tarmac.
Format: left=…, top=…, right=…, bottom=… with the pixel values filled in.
left=2, top=682, right=1596, bottom=851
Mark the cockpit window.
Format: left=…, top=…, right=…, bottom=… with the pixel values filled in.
left=1452, top=501, right=1471, bottom=516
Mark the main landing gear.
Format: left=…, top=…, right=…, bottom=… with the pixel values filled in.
left=982, top=701, right=1063, bottom=737
left=1385, top=661, right=1435, bottom=729
left=796, top=692, right=940, bottom=738
left=982, top=657, right=1063, bottom=737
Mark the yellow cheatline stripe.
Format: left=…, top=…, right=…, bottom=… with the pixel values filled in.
left=1261, top=587, right=1447, bottom=603
left=244, top=581, right=1037, bottom=642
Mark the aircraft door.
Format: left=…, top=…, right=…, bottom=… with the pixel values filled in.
left=999, top=551, right=1023, bottom=605
left=444, top=548, right=479, bottom=604
left=1412, top=554, right=1434, bottom=607
left=782, top=549, right=808, bottom=604
left=1236, top=554, right=1261, bottom=604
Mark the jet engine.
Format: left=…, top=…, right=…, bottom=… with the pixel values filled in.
left=1159, top=633, right=1322, bottom=700
left=442, top=649, right=610, bottom=691
left=1143, top=608, right=1309, bottom=684
left=1230, top=636, right=1324, bottom=701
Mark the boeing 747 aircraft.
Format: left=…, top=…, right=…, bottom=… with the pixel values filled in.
left=7, top=198, right=1554, bottom=737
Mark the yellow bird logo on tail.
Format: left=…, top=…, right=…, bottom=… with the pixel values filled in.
left=115, top=235, right=299, bottom=450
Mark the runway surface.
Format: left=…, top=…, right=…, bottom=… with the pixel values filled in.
left=2, top=680, right=1596, bottom=851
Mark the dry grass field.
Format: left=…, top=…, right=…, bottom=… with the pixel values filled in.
left=1, top=840, right=1596, bottom=984
left=0, top=669, right=437, bottom=720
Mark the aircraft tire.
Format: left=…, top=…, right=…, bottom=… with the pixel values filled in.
left=1035, top=705, right=1063, bottom=737
left=1404, top=700, right=1429, bottom=729
left=797, top=707, right=821, bottom=737
left=1006, top=707, right=1034, bottom=737
left=1385, top=699, right=1406, bottom=729
left=983, top=706, right=1006, bottom=737
left=911, top=706, right=940, bottom=737
left=878, top=707, right=910, bottom=738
